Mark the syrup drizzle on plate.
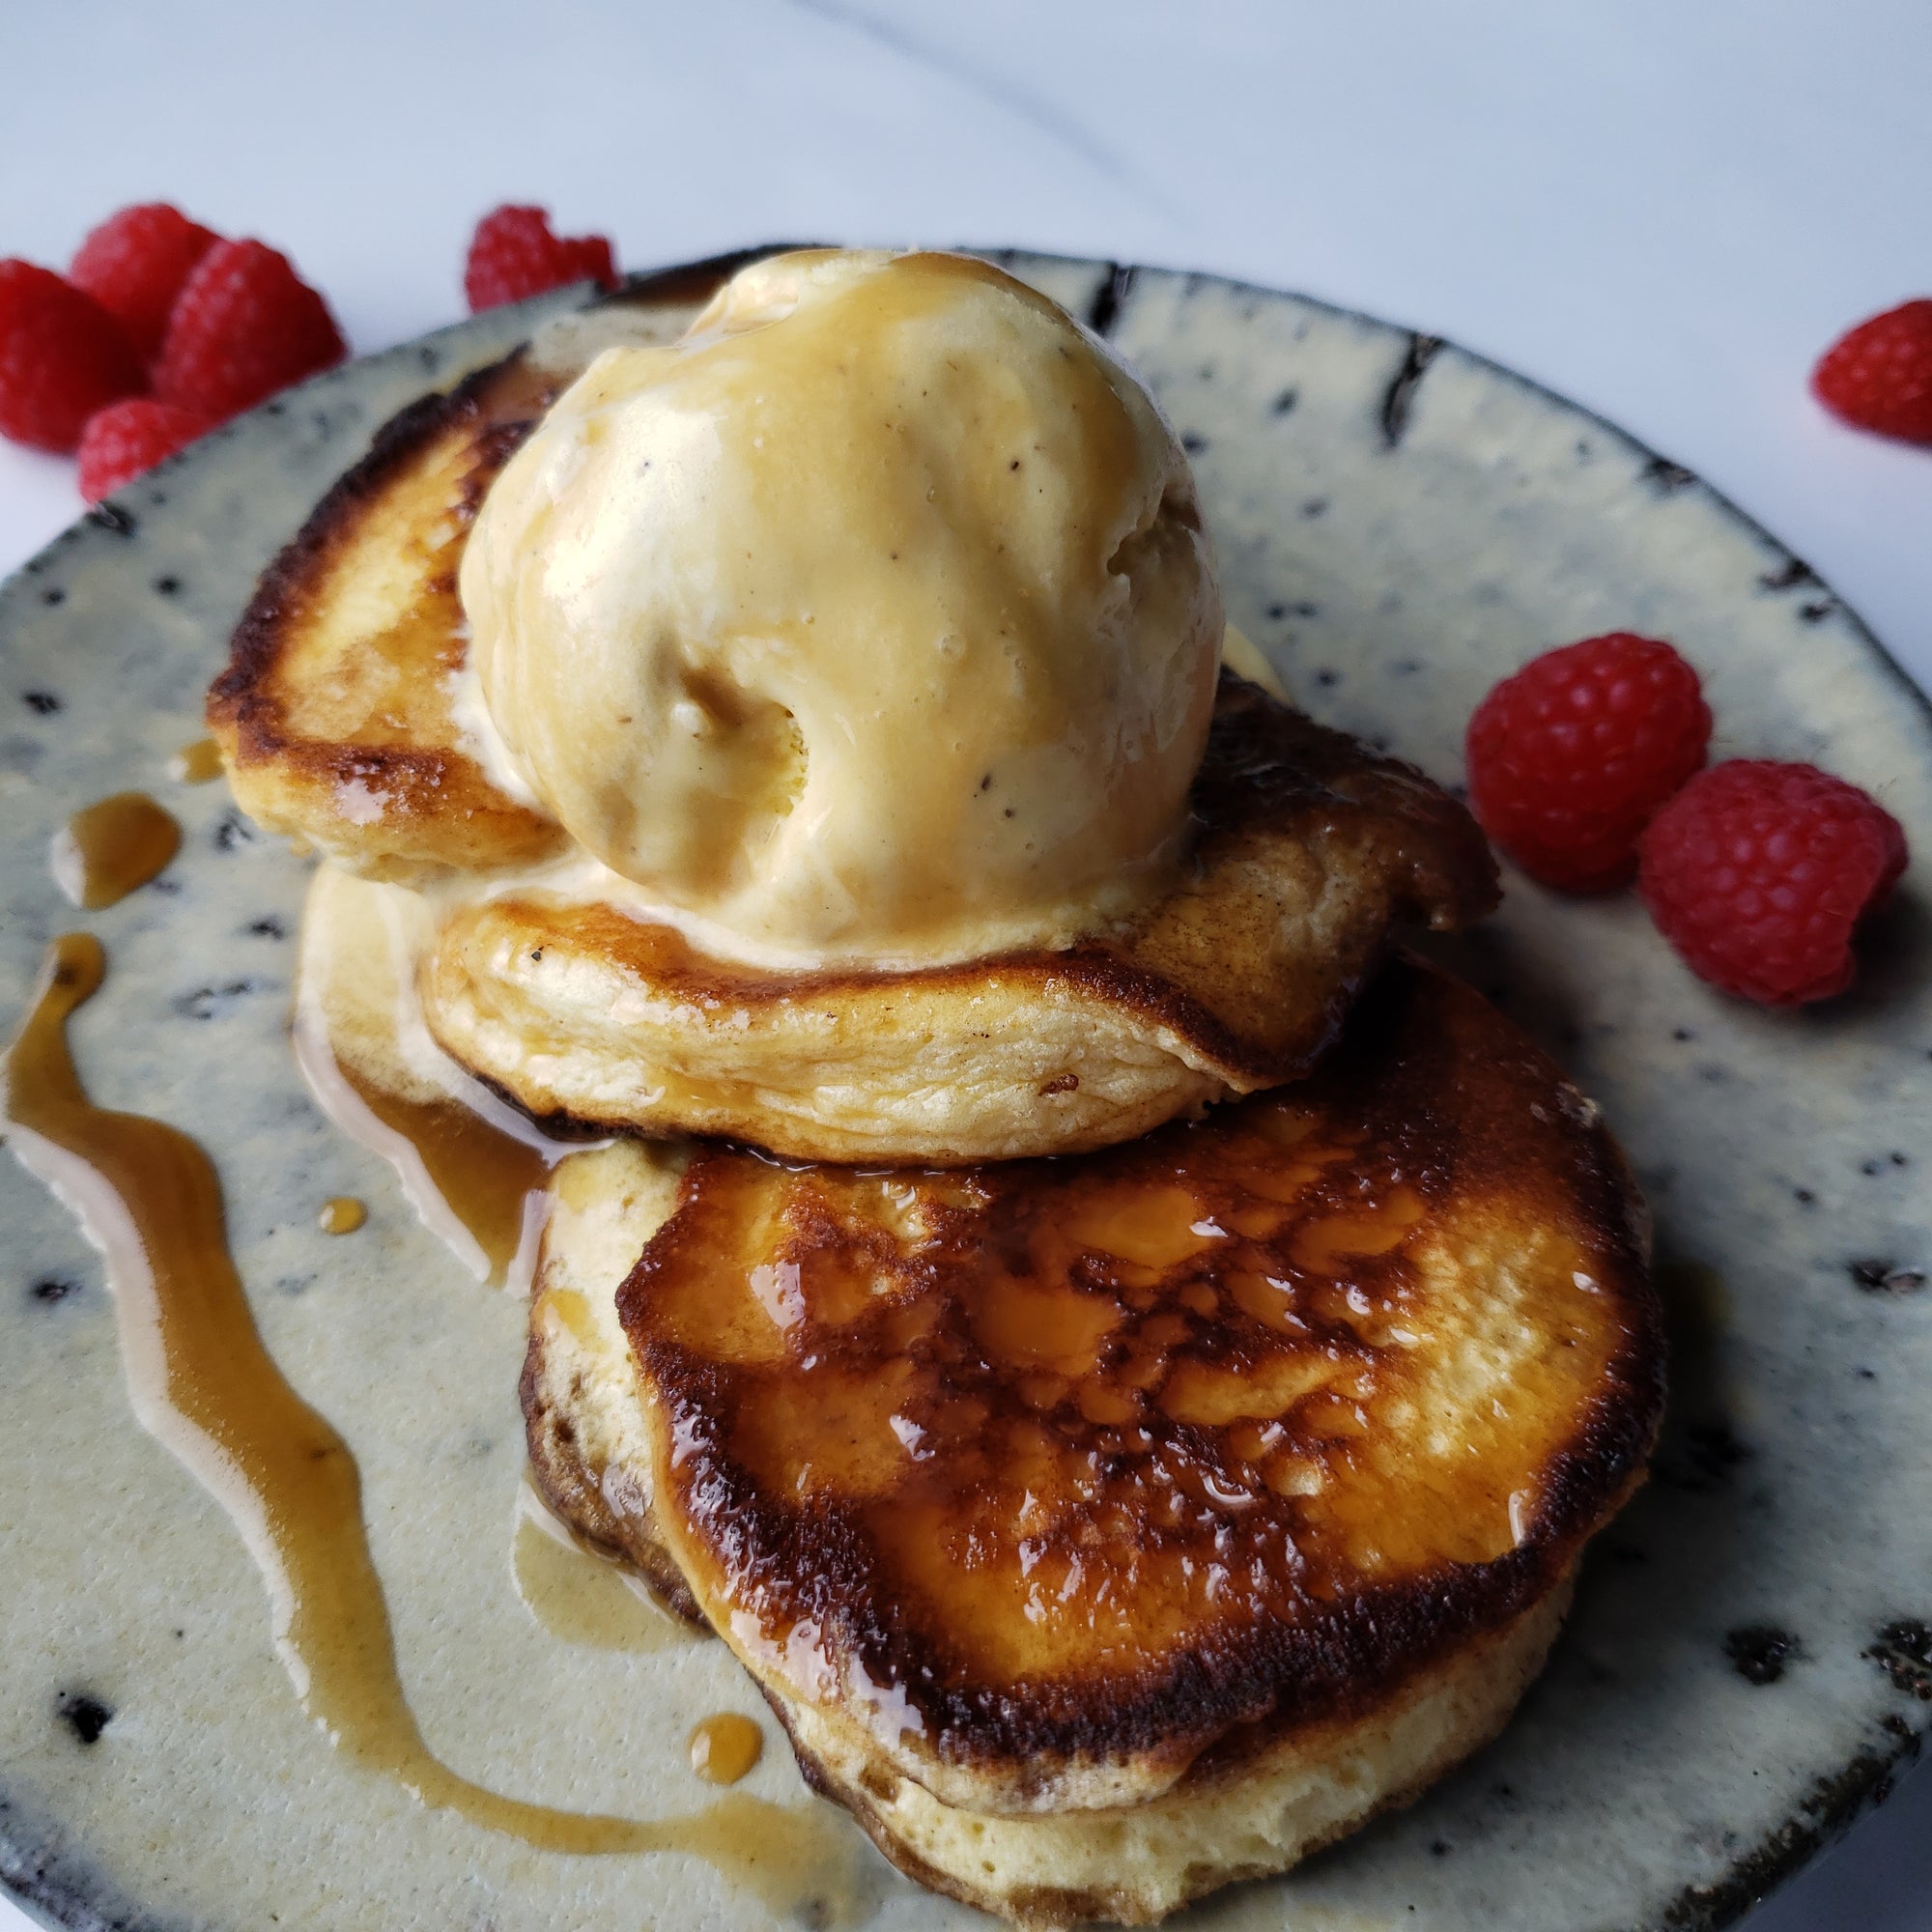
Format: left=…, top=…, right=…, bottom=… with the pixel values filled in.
left=512, top=1478, right=696, bottom=1653
left=1, top=935, right=878, bottom=1918
left=168, top=737, right=226, bottom=784
left=49, top=793, right=181, bottom=908
left=292, top=865, right=559, bottom=1291
left=689, top=1712, right=765, bottom=1785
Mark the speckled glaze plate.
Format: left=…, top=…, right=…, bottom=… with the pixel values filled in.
left=2, top=252, right=1928, bottom=1932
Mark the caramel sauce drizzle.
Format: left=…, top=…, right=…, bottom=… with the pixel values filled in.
left=337, top=1066, right=547, bottom=1286
left=318, top=1195, right=367, bottom=1235
left=169, top=737, right=225, bottom=784
left=512, top=1483, right=694, bottom=1653
left=689, top=1713, right=764, bottom=1785
left=2, top=936, right=876, bottom=1918
left=50, top=793, right=181, bottom=908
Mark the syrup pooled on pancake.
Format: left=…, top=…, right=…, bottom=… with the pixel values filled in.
left=525, top=959, right=1662, bottom=1923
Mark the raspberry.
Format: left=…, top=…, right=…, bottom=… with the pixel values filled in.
left=1811, top=299, right=1932, bottom=446
left=70, top=203, right=220, bottom=363
left=77, top=398, right=211, bottom=503
left=465, top=204, right=617, bottom=313
left=0, top=260, right=145, bottom=453
left=1464, top=634, right=1712, bottom=891
left=152, top=239, right=346, bottom=424
left=1638, top=761, right=1907, bottom=1006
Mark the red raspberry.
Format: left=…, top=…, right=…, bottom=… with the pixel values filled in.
left=152, top=239, right=346, bottom=424
left=465, top=204, right=617, bottom=313
left=1638, top=761, right=1907, bottom=1006
left=77, top=398, right=211, bottom=503
left=1464, top=634, right=1712, bottom=891
left=70, top=203, right=220, bottom=363
left=0, top=260, right=145, bottom=453
left=1811, top=299, right=1932, bottom=446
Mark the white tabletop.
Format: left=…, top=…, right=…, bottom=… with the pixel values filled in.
left=1, top=5, right=1927, bottom=1928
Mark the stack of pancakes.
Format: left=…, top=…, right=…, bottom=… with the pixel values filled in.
left=209, top=255, right=1664, bottom=1926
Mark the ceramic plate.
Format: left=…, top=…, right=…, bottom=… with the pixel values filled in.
left=2, top=252, right=1928, bottom=1932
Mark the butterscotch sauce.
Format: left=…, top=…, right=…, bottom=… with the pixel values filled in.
left=49, top=792, right=181, bottom=908
left=293, top=865, right=561, bottom=1291
left=689, top=1713, right=764, bottom=1785
left=169, top=737, right=225, bottom=784
left=339, top=1068, right=547, bottom=1283
left=319, top=1195, right=366, bottom=1235
left=512, top=1487, right=694, bottom=1652
left=0, top=936, right=878, bottom=1917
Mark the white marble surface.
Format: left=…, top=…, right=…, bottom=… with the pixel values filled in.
left=0, top=4, right=1927, bottom=1928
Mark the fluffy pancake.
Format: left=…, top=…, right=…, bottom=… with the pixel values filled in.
left=423, top=674, right=1495, bottom=1162
left=522, top=958, right=1662, bottom=1924
left=207, top=252, right=1496, bottom=1163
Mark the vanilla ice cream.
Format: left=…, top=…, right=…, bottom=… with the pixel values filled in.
left=459, top=249, right=1223, bottom=965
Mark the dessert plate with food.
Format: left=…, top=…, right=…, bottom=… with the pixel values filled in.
left=0, top=245, right=1925, bottom=1932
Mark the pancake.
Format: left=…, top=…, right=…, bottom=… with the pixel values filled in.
left=207, top=250, right=1497, bottom=1164
left=422, top=673, right=1497, bottom=1163
left=522, top=958, right=1663, bottom=1925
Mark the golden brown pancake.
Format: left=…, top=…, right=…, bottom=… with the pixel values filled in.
left=206, top=253, right=1497, bottom=1163
left=207, top=346, right=566, bottom=880
left=423, top=674, right=1497, bottom=1162
left=522, top=958, right=1662, bottom=1924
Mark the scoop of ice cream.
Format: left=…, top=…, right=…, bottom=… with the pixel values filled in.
left=460, top=248, right=1223, bottom=965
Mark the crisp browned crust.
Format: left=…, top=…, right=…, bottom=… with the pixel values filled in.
left=207, top=350, right=567, bottom=877
left=518, top=1325, right=705, bottom=1626
left=1120, top=672, right=1497, bottom=1075
left=613, top=956, right=1662, bottom=1804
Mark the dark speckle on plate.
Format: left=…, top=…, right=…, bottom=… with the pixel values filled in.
left=85, top=502, right=135, bottom=537
left=1726, top=1628, right=1799, bottom=1686
left=1848, top=1259, right=1926, bottom=1294
left=1760, top=556, right=1816, bottom=592
left=173, top=980, right=270, bottom=1022
left=55, top=1693, right=112, bottom=1746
